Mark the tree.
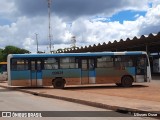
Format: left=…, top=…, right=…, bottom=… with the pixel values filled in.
left=0, top=49, right=3, bottom=62
left=0, top=46, right=30, bottom=62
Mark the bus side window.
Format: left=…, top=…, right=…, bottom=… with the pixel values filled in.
left=89, top=59, right=94, bottom=70
left=44, top=58, right=58, bottom=69
left=11, top=59, right=28, bottom=71
left=11, top=59, right=17, bottom=70
left=123, top=56, right=133, bottom=67
left=82, top=59, right=87, bottom=70
left=37, top=61, right=42, bottom=71
left=114, top=56, right=133, bottom=68
left=114, top=56, right=121, bottom=67
left=60, top=57, right=78, bottom=69
left=97, top=56, right=113, bottom=68
left=137, top=56, right=147, bottom=74
left=137, top=57, right=145, bottom=69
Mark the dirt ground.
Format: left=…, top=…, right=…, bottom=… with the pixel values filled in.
left=66, top=77, right=160, bottom=102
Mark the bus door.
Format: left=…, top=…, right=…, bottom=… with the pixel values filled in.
left=136, top=57, right=147, bottom=82
left=30, top=60, right=42, bottom=86
left=81, top=59, right=96, bottom=84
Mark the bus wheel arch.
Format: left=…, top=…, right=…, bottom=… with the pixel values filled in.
left=121, top=75, right=133, bottom=87
left=52, top=77, right=65, bottom=89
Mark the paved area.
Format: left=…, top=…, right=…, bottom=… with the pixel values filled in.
left=67, top=80, right=160, bottom=102
left=0, top=78, right=160, bottom=118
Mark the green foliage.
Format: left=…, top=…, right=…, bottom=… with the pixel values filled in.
left=0, top=46, right=30, bottom=62
left=0, top=49, right=3, bottom=62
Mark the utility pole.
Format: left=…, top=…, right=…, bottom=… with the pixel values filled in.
left=48, top=0, right=53, bottom=53
left=35, top=33, right=39, bottom=53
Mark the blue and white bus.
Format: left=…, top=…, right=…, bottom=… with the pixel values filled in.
left=7, top=51, right=151, bottom=88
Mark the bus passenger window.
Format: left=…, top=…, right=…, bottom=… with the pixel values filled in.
left=31, top=61, right=35, bottom=70
left=11, top=59, right=28, bottom=71
left=137, top=58, right=145, bottom=68
left=97, top=56, right=113, bottom=68
left=37, top=61, right=41, bottom=71
left=89, top=59, right=94, bottom=70
left=115, top=56, right=133, bottom=67
left=137, top=57, right=146, bottom=74
left=44, top=58, right=58, bottom=69
left=60, top=57, right=78, bottom=69
left=82, top=60, right=87, bottom=70
left=128, top=59, right=133, bottom=67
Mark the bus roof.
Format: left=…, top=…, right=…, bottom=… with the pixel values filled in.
left=8, top=51, right=147, bottom=59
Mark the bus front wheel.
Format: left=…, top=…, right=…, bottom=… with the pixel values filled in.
left=121, top=76, right=133, bottom=87
left=53, top=78, right=65, bottom=89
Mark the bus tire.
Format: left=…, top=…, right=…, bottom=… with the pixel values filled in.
left=121, top=76, right=133, bottom=87
left=53, top=78, right=65, bottom=89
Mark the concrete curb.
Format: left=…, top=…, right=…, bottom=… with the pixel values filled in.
left=0, top=84, right=160, bottom=118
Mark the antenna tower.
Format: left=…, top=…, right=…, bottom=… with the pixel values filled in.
left=71, top=36, right=76, bottom=48
left=48, top=0, right=53, bottom=53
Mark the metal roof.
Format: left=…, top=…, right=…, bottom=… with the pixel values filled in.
left=60, top=32, right=160, bottom=53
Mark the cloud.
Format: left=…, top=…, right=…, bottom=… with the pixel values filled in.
left=0, top=16, right=45, bottom=51
left=137, top=4, right=160, bottom=35
left=0, top=1, right=17, bottom=25
left=0, top=0, right=159, bottom=53
left=0, top=14, right=72, bottom=53
left=15, top=0, right=149, bottom=20
left=70, top=18, right=138, bottom=45
left=0, top=1, right=15, bottom=15
left=69, top=3, right=160, bottom=46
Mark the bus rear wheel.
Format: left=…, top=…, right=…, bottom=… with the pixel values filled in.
left=121, top=76, right=133, bottom=87
left=53, top=78, right=65, bottom=89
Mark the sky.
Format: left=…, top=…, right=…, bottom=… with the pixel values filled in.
left=0, top=0, right=160, bottom=53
